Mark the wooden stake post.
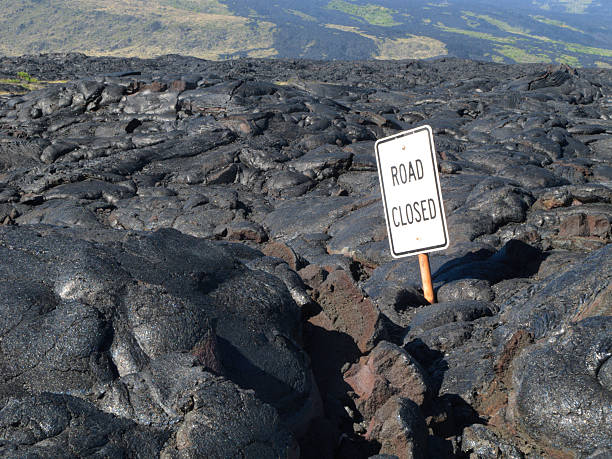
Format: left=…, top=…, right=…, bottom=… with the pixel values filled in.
left=418, top=253, right=435, bottom=304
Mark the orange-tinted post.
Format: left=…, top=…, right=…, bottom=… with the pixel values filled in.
left=418, top=253, right=435, bottom=304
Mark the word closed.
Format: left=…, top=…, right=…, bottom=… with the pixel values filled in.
left=375, top=126, right=449, bottom=258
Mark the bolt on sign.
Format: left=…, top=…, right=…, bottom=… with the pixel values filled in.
left=375, top=125, right=449, bottom=258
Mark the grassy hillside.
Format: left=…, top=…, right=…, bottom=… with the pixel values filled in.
left=0, top=0, right=277, bottom=59
left=326, top=0, right=400, bottom=26
left=324, top=24, right=446, bottom=60
left=0, top=0, right=610, bottom=65
left=434, top=8, right=611, bottom=65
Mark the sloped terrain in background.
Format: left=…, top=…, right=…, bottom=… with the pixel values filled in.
left=0, top=0, right=278, bottom=60
left=1, top=0, right=610, bottom=65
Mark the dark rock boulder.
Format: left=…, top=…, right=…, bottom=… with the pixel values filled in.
left=98, top=353, right=298, bottom=458
left=365, top=396, right=427, bottom=459
left=0, top=225, right=315, bottom=450
left=511, top=317, right=612, bottom=456
left=344, top=341, right=430, bottom=421
left=0, top=393, right=169, bottom=458
left=499, top=243, right=612, bottom=339
left=404, top=300, right=495, bottom=341
left=461, top=424, right=523, bottom=459
left=316, top=269, right=390, bottom=353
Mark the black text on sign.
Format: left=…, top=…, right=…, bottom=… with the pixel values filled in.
left=375, top=126, right=449, bottom=258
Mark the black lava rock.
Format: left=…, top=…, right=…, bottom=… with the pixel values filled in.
left=0, top=54, right=610, bottom=458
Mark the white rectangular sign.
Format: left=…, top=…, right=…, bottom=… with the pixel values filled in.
left=375, top=125, right=449, bottom=258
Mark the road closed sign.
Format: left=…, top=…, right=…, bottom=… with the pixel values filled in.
left=375, top=125, right=449, bottom=258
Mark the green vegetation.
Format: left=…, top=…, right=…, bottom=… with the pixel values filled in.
left=565, top=43, right=612, bottom=58
left=0, top=0, right=277, bottom=60
left=436, top=23, right=518, bottom=44
left=286, top=9, right=317, bottom=22
left=17, top=71, right=37, bottom=83
left=0, top=0, right=608, bottom=66
left=558, top=0, right=593, bottom=14
left=324, top=23, right=446, bottom=60
left=463, top=12, right=531, bottom=35
left=376, top=35, right=447, bottom=59
left=557, top=54, right=580, bottom=66
left=0, top=72, right=48, bottom=92
left=494, top=45, right=551, bottom=63
left=461, top=15, right=480, bottom=28
left=158, top=0, right=229, bottom=14
left=462, top=11, right=554, bottom=43
left=531, top=15, right=584, bottom=33
left=534, top=0, right=594, bottom=13
left=437, top=13, right=612, bottom=65
left=326, top=0, right=401, bottom=27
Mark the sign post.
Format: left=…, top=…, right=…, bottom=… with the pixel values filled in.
left=375, top=125, right=449, bottom=303
left=418, top=253, right=434, bottom=304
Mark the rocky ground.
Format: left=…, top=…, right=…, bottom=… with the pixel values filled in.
left=0, top=53, right=610, bottom=458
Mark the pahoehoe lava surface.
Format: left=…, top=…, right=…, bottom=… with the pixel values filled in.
left=0, top=53, right=611, bottom=458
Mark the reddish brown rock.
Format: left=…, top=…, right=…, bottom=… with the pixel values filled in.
left=226, top=220, right=268, bottom=242
left=534, top=190, right=572, bottom=210
left=263, top=241, right=304, bottom=270
left=219, top=117, right=254, bottom=135
left=308, top=308, right=336, bottom=332
left=344, top=341, right=430, bottom=421
left=586, top=214, right=611, bottom=238
left=558, top=213, right=589, bottom=237
left=170, top=79, right=188, bottom=93
left=190, top=324, right=223, bottom=375
left=558, top=213, right=611, bottom=239
left=317, top=269, right=388, bottom=353
left=298, top=264, right=328, bottom=291
left=140, top=81, right=167, bottom=93
left=476, top=330, right=533, bottom=423
left=366, top=396, right=427, bottom=459
left=219, top=113, right=270, bottom=136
